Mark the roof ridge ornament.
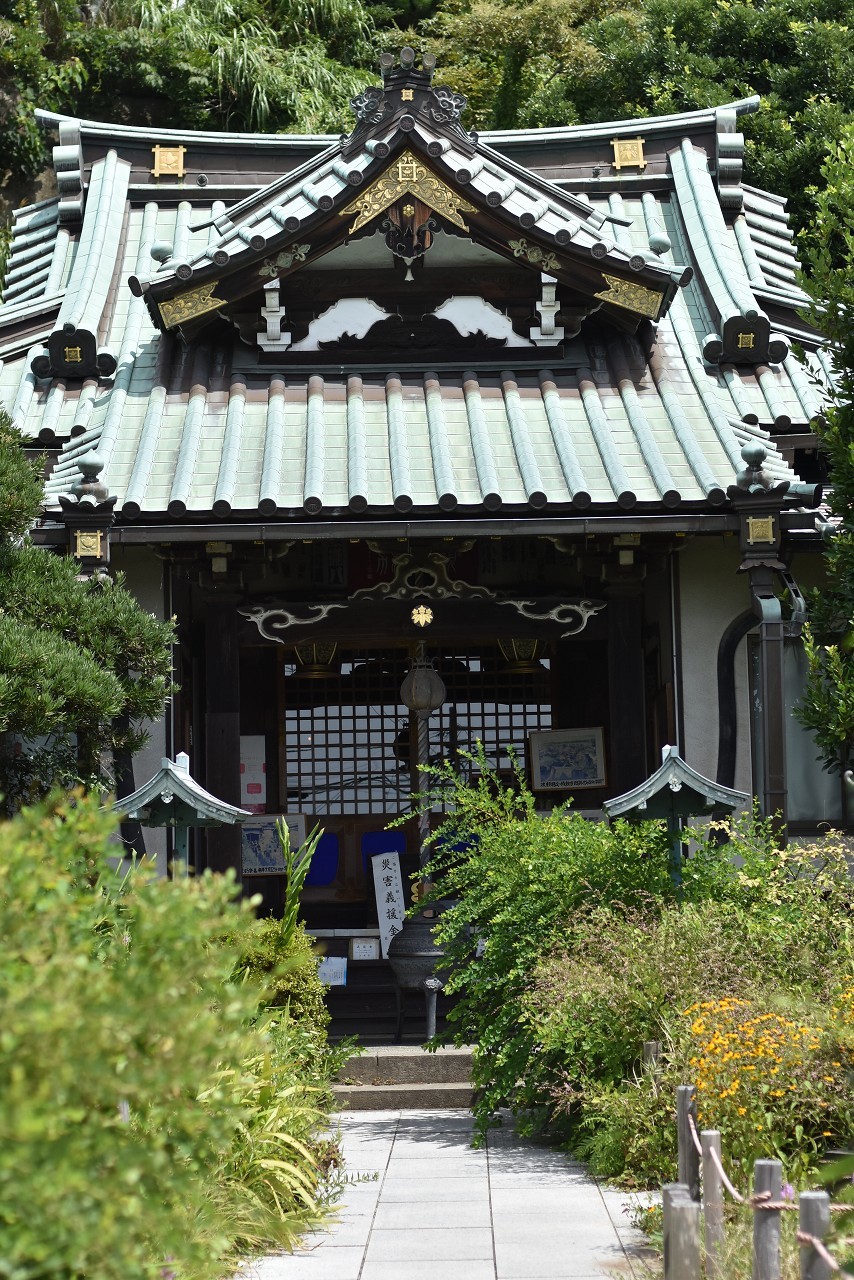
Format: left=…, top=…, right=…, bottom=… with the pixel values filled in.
left=341, top=49, right=476, bottom=161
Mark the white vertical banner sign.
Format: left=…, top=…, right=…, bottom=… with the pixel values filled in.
left=371, top=852, right=406, bottom=959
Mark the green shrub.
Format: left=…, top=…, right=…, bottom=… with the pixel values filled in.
left=0, top=793, right=334, bottom=1280
left=239, top=916, right=330, bottom=1027
left=524, top=828, right=854, bottom=1184
left=231, top=820, right=330, bottom=1049
left=417, top=751, right=854, bottom=1180
left=415, top=747, right=670, bottom=1134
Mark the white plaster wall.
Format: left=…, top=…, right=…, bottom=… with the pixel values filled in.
left=111, top=544, right=170, bottom=875
left=677, top=534, right=753, bottom=794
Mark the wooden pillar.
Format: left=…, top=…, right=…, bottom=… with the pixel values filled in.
left=204, top=599, right=242, bottom=876
left=607, top=584, right=647, bottom=796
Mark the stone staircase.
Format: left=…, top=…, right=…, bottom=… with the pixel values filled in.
left=333, top=1045, right=475, bottom=1110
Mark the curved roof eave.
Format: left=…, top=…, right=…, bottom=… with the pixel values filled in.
left=483, top=97, right=761, bottom=146
left=34, top=95, right=761, bottom=151
left=34, top=108, right=338, bottom=149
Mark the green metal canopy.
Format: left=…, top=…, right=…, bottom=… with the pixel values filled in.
left=603, top=744, right=748, bottom=883
left=113, top=751, right=250, bottom=871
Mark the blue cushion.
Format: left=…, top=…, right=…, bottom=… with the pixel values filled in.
left=361, top=830, right=406, bottom=877
left=304, top=832, right=339, bottom=886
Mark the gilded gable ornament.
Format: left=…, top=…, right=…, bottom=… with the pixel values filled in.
left=509, top=238, right=560, bottom=273
left=339, top=150, right=476, bottom=233
left=594, top=273, right=663, bottom=320
left=158, top=281, right=226, bottom=328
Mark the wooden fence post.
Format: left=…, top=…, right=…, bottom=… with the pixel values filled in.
left=799, top=1191, right=831, bottom=1280
left=643, top=1040, right=662, bottom=1074
left=664, top=1182, right=701, bottom=1280
left=753, top=1158, right=782, bottom=1280
left=677, top=1084, right=701, bottom=1201
left=701, top=1129, right=725, bottom=1279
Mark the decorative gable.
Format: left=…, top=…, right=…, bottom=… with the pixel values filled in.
left=127, top=51, right=693, bottom=361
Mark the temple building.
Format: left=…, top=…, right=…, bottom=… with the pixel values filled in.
left=0, top=51, right=838, bottom=941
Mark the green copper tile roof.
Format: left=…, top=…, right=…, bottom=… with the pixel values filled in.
left=37, top=327, right=796, bottom=516
left=0, top=93, right=828, bottom=524
left=0, top=185, right=818, bottom=518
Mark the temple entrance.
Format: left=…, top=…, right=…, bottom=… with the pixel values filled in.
left=258, top=642, right=554, bottom=929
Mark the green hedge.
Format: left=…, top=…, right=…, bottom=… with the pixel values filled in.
left=0, top=793, right=336, bottom=1280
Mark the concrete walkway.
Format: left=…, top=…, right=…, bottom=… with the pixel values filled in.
left=243, top=1109, right=653, bottom=1280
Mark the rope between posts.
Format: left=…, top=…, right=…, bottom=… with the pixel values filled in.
left=796, top=1230, right=854, bottom=1279
left=687, top=1111, right=703, bottom=1156
left=707, top=1140, right=745, bottom=1204
left=676, top=1085, right=854, bottom=1279
left=687, top=1107, right=853, bottom=1212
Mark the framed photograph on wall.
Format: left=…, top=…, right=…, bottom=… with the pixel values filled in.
left=241, top=813, right=307, bottom=876
left=528, top=727, right=606, bottom=791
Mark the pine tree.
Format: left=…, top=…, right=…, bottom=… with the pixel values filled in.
left=0, top=410, right=174, bottom=809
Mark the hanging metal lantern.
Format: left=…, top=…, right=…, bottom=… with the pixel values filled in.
left=400, top=652, right=446, bottom=712
left=293, top=639, right=339, bottom=678
left=498, top=638, right=543, bottom=673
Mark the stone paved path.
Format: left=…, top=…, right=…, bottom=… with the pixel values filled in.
left=242, top=1109, right=653, bottom=1280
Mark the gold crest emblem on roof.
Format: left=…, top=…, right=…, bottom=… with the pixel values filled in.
left=340, top=150, right=476, bottom=233
left=610, top=138, right=646, bottom=171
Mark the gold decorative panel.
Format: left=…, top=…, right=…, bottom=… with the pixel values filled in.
left=63, top=346, right=83, bottom=363
left=736, top=331, right=756, bottom=349
left=509, top=238, right=559, bottom=272
left=594, top=273, right=663, bottom=319
left=74, top=530, right=102, bottom=558
left=158, top=281, right=226, bottom=329
left=611, top=137, right=646, bottom=171
left=340, top=150, right=476, bottom=233
left=151, top=145, right=186, bottom=179
left=747, top=516, right=775, bottom=545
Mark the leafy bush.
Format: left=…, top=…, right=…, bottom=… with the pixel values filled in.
left=240, top=916, right=330, bottom=1027
left=0, top=793, right=336, bottom=1280
left=524, top=828, right=854, bottom=1184
left=233, top=822, right=330, bottom=1037
left=419, top=751, right=854, bottom=1182
left=417, top=747, right=669, bottom=1133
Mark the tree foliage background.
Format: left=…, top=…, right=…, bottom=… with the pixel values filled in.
left=794, top=129, right=854, bottom=775
left=2, top=0, right=854, bottom=244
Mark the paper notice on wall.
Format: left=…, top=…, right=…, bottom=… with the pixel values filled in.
left=317, top=956, right=347, bottom=986
left=371, top=851, right=406, bottom=959
left=240, top=735, right=267, bottom=813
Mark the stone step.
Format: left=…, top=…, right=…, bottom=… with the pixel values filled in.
left=337, top=1045, right=474, bottom=1086
left=333, top=1080, right=475, bottom=1110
